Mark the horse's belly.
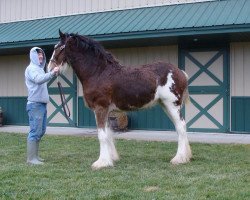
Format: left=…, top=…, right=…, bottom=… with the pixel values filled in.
left=112, top=72, right=158, bottom=111
left=113, top=90, right=157, bottom=111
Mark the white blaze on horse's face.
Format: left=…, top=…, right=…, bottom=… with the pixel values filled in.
left=60, top=61, right=70, bottom=74
left=47, top=51, right=55, bottom=72
left=47, top=43, right=67, bottom=73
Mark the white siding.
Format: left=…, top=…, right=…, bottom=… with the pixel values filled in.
left=230, top=42, right=250, bottom=96
left=0, top=55, right=29, bottom=96
left=1, top=0, right=215, bottom=23
left=78, top=45, right=178, bottom=95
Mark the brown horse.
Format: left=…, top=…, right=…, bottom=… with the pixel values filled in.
left=48, top=30, right=192, bottom=169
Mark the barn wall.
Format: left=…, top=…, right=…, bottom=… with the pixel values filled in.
left=230, top=42, right=250, bottom=97
left=1, top=42, right=250, bottom=132
left=230, top=42, right=250, bottom=132
left=0, top=55, right=29, bottom=125
left=0, top=55, right=28, bottom=96
left=0, top=0, right=214, bottom=23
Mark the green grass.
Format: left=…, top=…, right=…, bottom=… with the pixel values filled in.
left=0, top=132, right=249, bottom=200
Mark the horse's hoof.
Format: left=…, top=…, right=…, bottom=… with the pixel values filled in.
left=91, top=159, right=113, bottom=170
left=170, top=154, right=190, bottom=165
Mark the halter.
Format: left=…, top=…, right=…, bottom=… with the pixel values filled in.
left=49, top=44, right=66, bottom=66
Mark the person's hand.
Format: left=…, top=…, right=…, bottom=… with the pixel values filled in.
left=53, top=67, right=60, bottom=76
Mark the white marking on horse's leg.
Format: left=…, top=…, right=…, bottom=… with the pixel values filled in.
left=171, top=116, right=192, bottom=165
left=105, top=126, right=119, bottom=161
left=156, top=72, right=191, bottom=164
left=162, top=102, right=192, bottom=164
left=92, top=128, right=114, bottom=170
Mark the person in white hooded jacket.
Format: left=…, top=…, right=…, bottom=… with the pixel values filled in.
left=25, top=47, right=59, bottom=165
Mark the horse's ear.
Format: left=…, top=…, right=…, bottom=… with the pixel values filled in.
left=59, top=29, right=65, bottom=40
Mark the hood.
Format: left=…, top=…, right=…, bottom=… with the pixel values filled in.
left=29, top=47, right=46, bottom=68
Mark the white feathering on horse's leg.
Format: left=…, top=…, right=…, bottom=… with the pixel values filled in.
left=160, top=100, right=192, bottom=165
left=155, top=73, right=192, bottom=164
left=170, top=119, right=192, bottom=165
left=106, top=126, right=119, bottom=162
left=92, top=128, right=114, bottom=170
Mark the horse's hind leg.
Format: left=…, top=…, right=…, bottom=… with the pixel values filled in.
left=92, top=107, right=118, bottom=170
left=161, top=101, right=192, bottom=164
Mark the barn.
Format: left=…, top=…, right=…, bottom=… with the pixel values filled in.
left=0, top=0, right=249, bottom=133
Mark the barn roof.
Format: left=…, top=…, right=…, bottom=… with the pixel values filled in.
left=0, top=0, right=250, bottom=50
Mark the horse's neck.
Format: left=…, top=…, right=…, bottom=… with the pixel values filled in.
left=70, top=55, right=108, bottom=82
left=68, top=49, right=122, bottom=84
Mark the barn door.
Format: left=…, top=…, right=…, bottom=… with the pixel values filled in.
left=180, top=48, right=229, bottom=132
left=47, top=67, right=77, bottom=127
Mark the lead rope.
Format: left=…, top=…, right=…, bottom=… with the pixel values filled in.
left=57, top=75, right=71, bottom=123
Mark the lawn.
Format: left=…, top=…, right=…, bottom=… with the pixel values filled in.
left=0, top=132, right=249, bottom=200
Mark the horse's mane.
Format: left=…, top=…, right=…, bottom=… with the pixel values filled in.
left=69, top=33, right=120, bottom=66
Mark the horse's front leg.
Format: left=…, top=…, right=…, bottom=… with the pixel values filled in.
left=105, top=125, right=119, bottom=162
left=92, top=107, right=118, bottom=170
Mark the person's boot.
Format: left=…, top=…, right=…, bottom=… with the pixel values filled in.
left=27, top=140, right=44, bottom=165
left=36, top=141, right=45, bottom=162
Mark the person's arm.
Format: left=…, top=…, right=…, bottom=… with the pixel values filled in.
left=28, top=69, right=56, bottom=85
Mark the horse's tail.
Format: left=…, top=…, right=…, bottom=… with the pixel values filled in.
left=181, top=70, right=190, bottom=105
